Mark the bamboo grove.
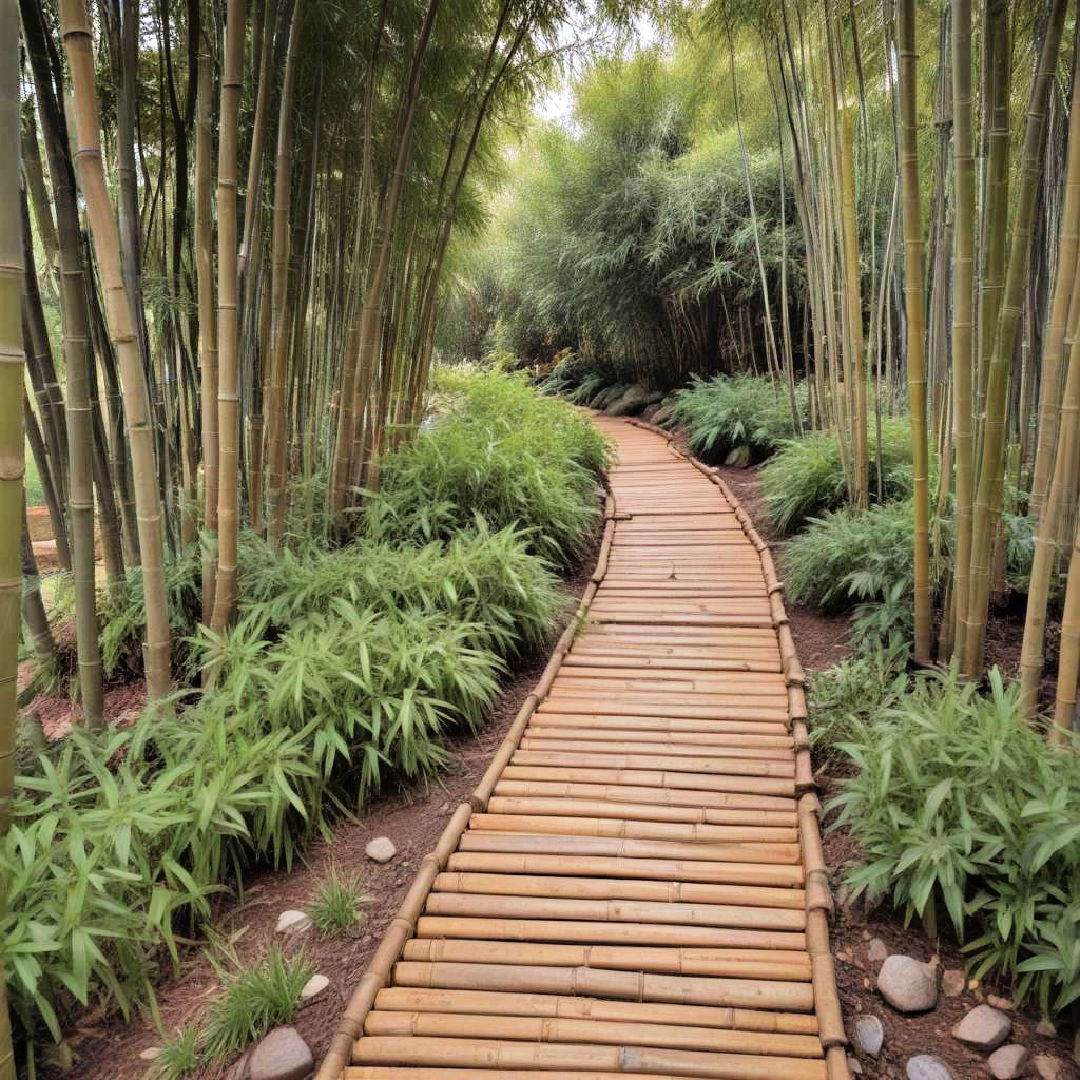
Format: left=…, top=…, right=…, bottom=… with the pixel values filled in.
left=740, top=0, right=1080, bottom=735
left=461, top=0, right=1080, bottom=736
left=8, top=0, right=581, bottom=734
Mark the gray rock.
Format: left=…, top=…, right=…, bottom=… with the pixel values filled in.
left=854, top=1015, right=885, bottom=1058
left=906, top=1055, right=954, bottom=1080
left=877, top=955, right=939, bottom=1013
left=953, top=1004, right=1011, bottom=1051
left=591, top=384, right=627, bottom=410
left=724, top=445, right=751, bottom=467
left=138, top=1047, right=161, bottom=1062
left=847, top=1056, right=864, bottom=1075
left=987, top=1045, right=1029, bottom=1080
left=941, top=968, right=965, bottom=997
left=606, top=384, right=652, bottom=416
left=249, top=1026, right=313, bottom=1080
left=650, top=405, right=671, bottom=427
left=365, top=836, right=397, bottom=863
left=867, top=938, right=890, bottom=967
left=274, top=910, right=312, bottom=935
left=300, top=973, right=330, bottom=1001
left=1033, top=1056, right=1064, bottom=1080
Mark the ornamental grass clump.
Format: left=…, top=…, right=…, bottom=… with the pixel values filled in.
left=308, top=866, right=369, bottom=937
left=829, top=666, right=1080, bottom=1015
left=667, top=374, right=807, bottom=463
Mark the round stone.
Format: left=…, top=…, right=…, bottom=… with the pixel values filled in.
left=274, top=909, right=312, bottom=935
left=301, top=973, right=330, bottom=1000
left=953, top=1004, right=1011, bottom=1051
left=987, top=1045, right=1029, bottom=1080
left=365, top=836, right=397, bottom=863
left=248, top=1026, right=313, bottom=1080
left=906, top=1055, right=954, bottom=1080
left=853, top=1015, right=885, bottom=1058
left=877, top=955, right=939, bottom=1013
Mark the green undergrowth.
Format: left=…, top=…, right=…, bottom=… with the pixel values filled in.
left=150, top=946, right=311, bottom=1079
left=8, top=373, right=602, bottom=1060
left=666, top=374, right=808, bottom=464
left=368, top=371, right=611, bottom=566
left=822, top=664, right=1080, bottom=1017
left=760, top=418, right=922, bottom=535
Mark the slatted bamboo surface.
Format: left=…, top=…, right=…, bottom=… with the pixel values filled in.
left=317, top=415, right=850, bottom=1080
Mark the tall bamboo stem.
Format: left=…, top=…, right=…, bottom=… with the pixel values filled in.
left=60, top=0, right=173, bottom=700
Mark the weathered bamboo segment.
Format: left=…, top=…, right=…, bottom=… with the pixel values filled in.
left=319, top=416, right=848, bottom=1080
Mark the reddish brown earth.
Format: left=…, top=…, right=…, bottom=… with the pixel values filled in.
left=53, top=554, right=595, bottom=1080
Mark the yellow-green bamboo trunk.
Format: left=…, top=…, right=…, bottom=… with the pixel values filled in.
left=60, top=0, right=172, bottom=699
left=895, top=0, right=933, bottom=664
left=0, top=0, right=22, bottom=1072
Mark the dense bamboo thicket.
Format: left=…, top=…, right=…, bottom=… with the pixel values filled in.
left=453, top=0, right=1080, bottom=736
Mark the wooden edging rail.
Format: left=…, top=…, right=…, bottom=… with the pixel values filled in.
left=314, top=412, right=850, bottom=1080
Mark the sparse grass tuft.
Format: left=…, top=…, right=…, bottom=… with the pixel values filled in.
left=200, top=947, right=313, bottom=1064
left=149, top=1026, right=200, bottom=1080
left=308, top=866, right=369, bottom=938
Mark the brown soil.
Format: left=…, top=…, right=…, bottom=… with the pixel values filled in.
left=697, top=435, right=1078, bottom=1079
left=54, top=551, right=596, bottom=1080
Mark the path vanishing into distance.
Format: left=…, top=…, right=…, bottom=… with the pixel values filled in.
left=315, top=415, right=851, bottom=1080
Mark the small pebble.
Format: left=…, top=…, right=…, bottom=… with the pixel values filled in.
left=953, top=1004, right=1011, bottom=1052
left=138, top=1047, right=161, bottom=1062
left=300, top=973, right=330, bottom=1000
left=941, top=969, right=965, bottom=997
left=987, top=1045, right=1029, bottom=1080
left=1033, top=1056, right=1064, bottom=1080
left=854, top=1015, right=885, bottom=1058
left=906, top=1054, right=954, bottom=1080
left=877, top=955, right=939, bottom=1013
left=274, top=910, right=312, bottom=936
left=365, top=836, right=397, bottom=863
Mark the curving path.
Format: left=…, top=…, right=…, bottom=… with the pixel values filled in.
left=316, top=415, right=850, bottom=1080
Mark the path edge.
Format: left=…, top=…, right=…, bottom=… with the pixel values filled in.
left=623, top=413, right=852, bottom=1080
left=313, top=464, right=618, bottom=1080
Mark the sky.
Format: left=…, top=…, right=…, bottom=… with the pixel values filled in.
left=534, top=10, right=661, bottom=126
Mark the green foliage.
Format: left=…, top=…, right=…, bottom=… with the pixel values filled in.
left=149, top=1026, right=200, bottom=1080
left=783, top=500, right=944, bottom=609
left=667, top=374, right=807, bottom=463
left=200, top=947, right=312, bottom=1063
left=369, top=372, right=609, bottom=566
left=829, top=667, right=1080, bottom=1015
left=307, top=866, right=368, bottom=938
left=6, top=374, right=592, bottom=1050
left=760, top=419, right=919, bottom=535
left=443, top=46, right=804, bottom=383
left=807, top=642, right=909, bottom=752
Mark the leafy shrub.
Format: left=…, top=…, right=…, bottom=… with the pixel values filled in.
left=308, top=866, right=368, bottom=937
left=666, top=374, right=807, bottom=463
left=369, top=373, right=610, bottom=566
left=807, top=641, right=910, bottom=752
left=829, top=667, right=1080, bottom=1015
left=761, top=419, right=919, bottom=534
left=783, top=500, right=947, bottom=610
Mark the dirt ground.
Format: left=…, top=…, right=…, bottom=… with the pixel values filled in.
left=51, top=552, right=595, bottom=1080
left=43, top=435, right=1079, bottom=1080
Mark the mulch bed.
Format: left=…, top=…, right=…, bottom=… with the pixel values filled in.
left=49, top=548, right=597, bottom=1080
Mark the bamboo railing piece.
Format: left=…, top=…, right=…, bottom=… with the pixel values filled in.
left=431, top=871, right=805, bottom=909
left=361, top=1011, right=823, bottom=1059
left=351, top=1037, right=830, bottom=1079
left=322, top=414, right=849, bottom=1080
left=373, top=987, right=817, bottom=1034
left=445, top=850, right=805, bottom=888
left=398, top=944, right=812, bottom=985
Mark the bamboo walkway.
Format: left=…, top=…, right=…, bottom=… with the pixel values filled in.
left=316, top=416, right=850, bottom=1080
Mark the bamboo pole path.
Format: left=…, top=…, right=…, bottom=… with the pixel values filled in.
left=319, top=415, right=850, bottom=1080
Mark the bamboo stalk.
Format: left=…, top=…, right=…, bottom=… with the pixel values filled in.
left=351, top=1037, right=829, bottom=1079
